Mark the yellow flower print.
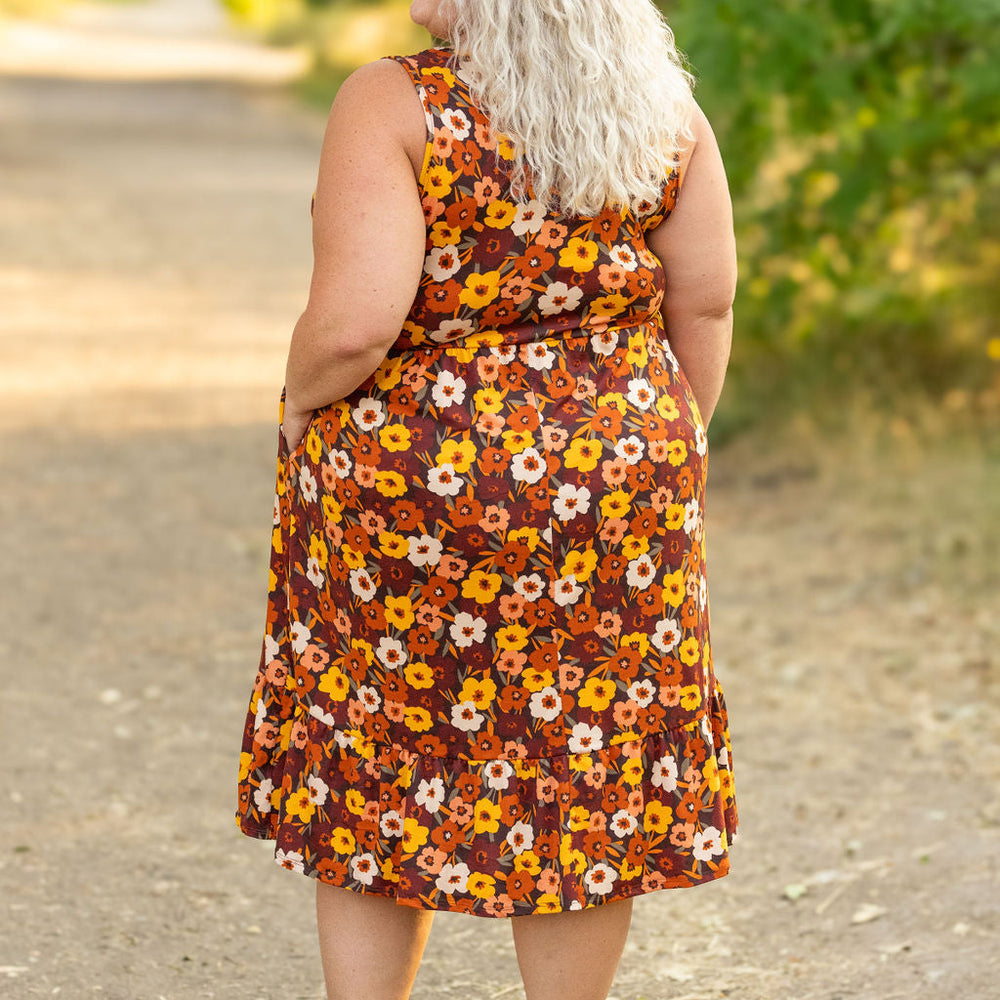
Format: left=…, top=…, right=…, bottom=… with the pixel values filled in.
left=379, top=424, right=412, bottom=452
left=569, top=752, right=594, bottom=772
left=644, top=799, right=673, bottom=834
left=385, top=595, right=415, bottom=631
left=521, top=666, right=554, bottom=692
left=379, top=531, right=409, bottom=558
left=424, top=163, right=456, bottom=199
left=678, top=638, right=701, bottom=667
left=473, top=798, right=502, bottom=834
left=620, top=862, right=644, bottom=881
left=373, top=356, right=405, bottom=391
left=590, top=293, right=631, bottom=318
left=569, top=805, right=591, bottom=831
left=666, top=438, right=689, bottom=467
left=495, top=132, right=517, bottom=159
left=578, top=676, right=615, bottom=711
left=679, top=684, right=702, bottom=710
left=620, top=534, right=649, bottom=560
left=559, top=237, right=599, bottom=273
left=619, top=632, right=650, bottom=656
left=305, top=428, right=322, bottom=463
left=599, top=488, right=631, bottom=519
left=345, top=789, right=366, bottom=816
left=663, top=503, right=686, bottom=530
left=321, top=496, right=343, bottom=523
left=625, top=331, right=649, bottom=366
left=514, top=850, right=542, bottom=874
left=462, top=569, right=503, bottom=603
left=496, top=624, right=530, bottom=651
left=467, top=872, right=497, bottom=899
left=662, top=569, right=686, bottom=607
left=484, top=200, right=517, bottom=229
left=473, top=386, right=504, bottom=413
left=330, top=826, right=357, bottom=855
left=508, top=526, right=541, bottom=551
left=375, top=470, right=408, bottom=497
left=564, top=437, right=604, bottom=472
left=404, top=661, right=435, bottom=689
left=341, top=545, right=364, bottom=569
left=458, top=676, right=498, bottom=708
left=421, top=64, right=456, bottom=86
left=459, top=269, right=502, bottom=308
left=430, top=221, right=462, bottom=246
left=656, top=394, right=680, bottom=421
left=502, top=428, right=536, bottom=454
left=596, top=391, right=627, bottom=413
left=437, top=437, right=477, bottom=472
left=309, top=533, right=329, bottom=569
left=559, top=834, right=587, bottom=874
left=534, top=894, right=562, bottom=913
left=238, top=750, right=253, bottom=782
left=561, top=547, right=598, bottom=581
left=380, top=857, right=399, bottom=883
left=620, top=757, right=644, bottom=787
left=702, top=757, right=721, bottom=793
left=402, top=816, right=430, bottom=854
left=404, top=706, right=432, bottom=732
left=285, top=787, right=316, bottom=824
left=318, top=666, right=350, bottom=702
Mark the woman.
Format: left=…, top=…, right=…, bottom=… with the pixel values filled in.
left=236, top=1, right=738, bottom=997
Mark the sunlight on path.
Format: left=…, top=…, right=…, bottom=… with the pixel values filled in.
left=0, top=0, right=308, bottom=81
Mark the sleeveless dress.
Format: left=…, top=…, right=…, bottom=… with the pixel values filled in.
left=236, top=46, right=738, bottom=917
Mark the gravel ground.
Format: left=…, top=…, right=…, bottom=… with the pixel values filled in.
left=1, top=3, right=998, bottom=997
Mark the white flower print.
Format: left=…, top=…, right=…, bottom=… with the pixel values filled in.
left=450, top=612, right=487, bottom=647
left=614, top=435, right=645, bottom=465
left=430, top=318, right=474, bottom=343
left=553, top=482, right=591, bottom=522
left=582, top=862, right=617, bottom=895
left=298, top=464, right=318, bottom=502
left=568, top=722, right=604, bottom=753
left=264, top=634, right=280, bottom=660
left=424, top=245, right=461, bottom=281
left=692, top=825, right=725, bottom=862
left=275, top=849, right=304, bottom=873
left=415, top=776, right=445, bottom=813
left=538, top=281, right=583, bottom=317
left=511, top=200, right=547, bottom=236
left=306, top=775, right=329, bottom=807
left=427, top=463, right=463, bottom=496
left=450, top=700, right=485, bottom=732
left=510, top=447, right=545, bottom=484
left=484, top=759, right=513, bottom=790
left=627, top=679, right=656, bottom=707
left=351, top=397, right=385, bottom=431
left=328, top=448, right=352, bottom=479
left=651, top=618, right=681, bottom=653
left=349, top=568, right=377, bottom=601
left=610, top=809, right=638, bottom=837
left=551, top=573, right=583, bottom=606
left=522, top=342, right=555, bottom=370
left=350, top=852, right=377, bottom=885
left=506, top=820, right=535, bottom=854
left=490, top=343, right=518, bottom=363
left=590, top=329, right=620, bottom=356
left=435, top=861, right=471, bottom=894
left=683, top=499, right=700, bottom=535
left=442, top=107, right=471, bottom=140
left=652, top=753, right=678, bottom=792
left=357, top=685, right=381, bottom=714
left=289, top=621, right=312, bottom=654
left=625, top=554, right=656, bottom=590
left=305, top=556, right=324, bottom=589
left=626, top=378, right=655, bottom=410
left=609, top=244, right=638, bottom=270
left=431, top=371, right=467, bottom=408
left=529, top=686, right=562, bottom=721
left=694, top=423, right=708, bottom=456
left=514, top=573, right=545, bottom=602
left=380, top=809, right=404, bottom=838
left=253, top=778, right=274, bottom=814
left=376, top=636, right=407, bottom=670
left=407, top=533, right=443, bottom=567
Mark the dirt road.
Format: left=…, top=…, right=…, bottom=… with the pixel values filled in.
left=1, top=3, right=997, bottom=997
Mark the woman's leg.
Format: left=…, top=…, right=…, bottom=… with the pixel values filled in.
left=315, top=882, right=434, bottom=1000
left=511, top=896, right=634, bottom=1000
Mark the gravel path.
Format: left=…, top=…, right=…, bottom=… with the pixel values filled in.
left=1, top=3, right=997, bottom=997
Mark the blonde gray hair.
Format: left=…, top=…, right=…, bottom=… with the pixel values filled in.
left=443, top=0, right=696, bottom=217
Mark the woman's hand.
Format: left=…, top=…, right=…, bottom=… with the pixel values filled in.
left=281, top=403, right=314, bottom=453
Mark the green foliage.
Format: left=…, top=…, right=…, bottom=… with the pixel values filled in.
left=666, top=0, right=1000, bottom=436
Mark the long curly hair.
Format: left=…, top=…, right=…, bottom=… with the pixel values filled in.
left=442, top=0, right=696, bottom=216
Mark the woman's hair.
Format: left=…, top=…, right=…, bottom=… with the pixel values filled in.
left=443, top=0, right=696, bottom=217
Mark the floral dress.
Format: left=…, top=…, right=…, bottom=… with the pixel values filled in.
left=236, top=45, right=738, bottom=917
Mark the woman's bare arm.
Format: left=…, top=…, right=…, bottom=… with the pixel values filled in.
left=282, top=59, right=427, bottom=444
left=645, top=104, right=737, bottom=428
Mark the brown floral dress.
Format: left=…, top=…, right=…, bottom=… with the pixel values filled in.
left=236, top=46, right=738, bottom=917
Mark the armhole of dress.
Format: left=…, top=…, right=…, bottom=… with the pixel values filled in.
left=384, top=54, right=436, bottom=191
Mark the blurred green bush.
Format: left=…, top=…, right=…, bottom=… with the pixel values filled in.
left=221, top=0, right=1000, bottom=441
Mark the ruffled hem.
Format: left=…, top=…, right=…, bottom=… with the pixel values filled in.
left=237, top=683, right=738, bottom=918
